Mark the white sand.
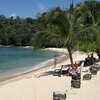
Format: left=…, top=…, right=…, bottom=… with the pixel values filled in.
left=0, top=48, right=100, bottom=100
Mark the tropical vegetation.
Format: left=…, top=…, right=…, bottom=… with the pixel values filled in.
left=33, top=1, right=100, bottom=66
left=0, top=1, right=100, bottom=66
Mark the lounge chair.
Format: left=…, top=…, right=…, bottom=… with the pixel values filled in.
left=53, top=64, right=71, bottom=77
left=83, top=73, right=92, bottom=80
left=53, top=91, right=66, bottom=100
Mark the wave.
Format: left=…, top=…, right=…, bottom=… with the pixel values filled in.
left=13, top=54, right=68, bottom=76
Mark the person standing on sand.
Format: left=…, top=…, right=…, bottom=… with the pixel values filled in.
left=54, top=55, right=57, bottom=68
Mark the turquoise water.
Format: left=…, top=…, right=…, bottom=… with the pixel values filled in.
left=0, top=47, right=60, bottom=78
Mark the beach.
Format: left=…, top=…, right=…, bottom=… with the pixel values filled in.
left=0, top=48, right=100, bottom=100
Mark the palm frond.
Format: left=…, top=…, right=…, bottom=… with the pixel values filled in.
left=46, top=10, right=70, bottom=36
left=75, top=26, right=99, bottom=44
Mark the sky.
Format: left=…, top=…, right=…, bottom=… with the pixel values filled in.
left=0, top=0, right=99, bottom=19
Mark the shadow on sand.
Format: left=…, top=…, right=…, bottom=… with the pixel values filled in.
left=34, top=70, right=54, bottom=78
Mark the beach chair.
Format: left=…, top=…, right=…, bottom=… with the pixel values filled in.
left=90, top=69, right=97, bottom=75
left=71, top=71, right=81, bottom=88
left=53, top=91, right=66, bottom=100
left=53, top=68, right=62, bottom=77
left=53, top=64, right=71, bottom=77
left=71, top=79, right=81, bottom=88
left=61, top=64, right=71, bottom=75
left=90, top=64, right=100, bottom=71
left=84, top=56, right=99, bottom=67
left=83, top=73, right=92, bottom=80
left=89, top=64, right=99, bottom=75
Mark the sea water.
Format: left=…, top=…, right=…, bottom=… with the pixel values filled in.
left=0, top=47, right=61, bottom=81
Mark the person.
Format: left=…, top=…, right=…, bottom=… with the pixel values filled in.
left=66, top=63, right=79, bottom=77
left=54, top=55, right=57, bottom=68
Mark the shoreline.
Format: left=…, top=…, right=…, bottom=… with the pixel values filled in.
left=0, top=48, right=69, bottom=85
left=0, top=49, right=100, bottom=100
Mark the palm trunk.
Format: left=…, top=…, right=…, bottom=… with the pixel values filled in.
left=67, top=46, right=74, bottom=67
left=91, top=52, right=94, bottom=65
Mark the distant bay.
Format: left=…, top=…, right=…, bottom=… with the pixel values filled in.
left=0, top=47, right=61, bottom=81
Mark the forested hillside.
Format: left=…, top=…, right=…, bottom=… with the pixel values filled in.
left=0, top=1, right=100, bottom=46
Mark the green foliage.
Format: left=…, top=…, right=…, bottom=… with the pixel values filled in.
left=0, top=0, right=99, bottom=49
left=76, top=42, right=96, bottom=53
left=0, top=16, right=36, bottom=46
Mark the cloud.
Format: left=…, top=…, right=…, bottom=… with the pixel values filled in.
left=37, top=3, right=47, bottom=13
left=10, top=13, right=17, bottom=19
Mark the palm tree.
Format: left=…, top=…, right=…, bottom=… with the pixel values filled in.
left=33, top=3, right=83, bottom=67
left=33, top=1, right=100, bottom=67
left=75, top=1, right=100, bottom=64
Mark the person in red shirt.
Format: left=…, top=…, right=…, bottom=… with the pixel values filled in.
left=66, top=64, right=79, bottom=77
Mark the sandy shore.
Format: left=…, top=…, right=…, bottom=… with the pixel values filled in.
left=0, top=48, right=100, bottom=100
left=0, top=47, right=68, bottom=82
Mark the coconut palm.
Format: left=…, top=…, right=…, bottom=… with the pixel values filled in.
left=33, top=4, right=80, bottom=67
left=75, top=1, right=100, bottom=64
left=33, top=1, right=100, bottom=67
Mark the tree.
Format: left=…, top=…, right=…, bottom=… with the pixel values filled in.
left=33, top=4, right=82, bottom=67
left=75, top=1, right=100, bottom=64
left=33, top=1, right=100, bottom=67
